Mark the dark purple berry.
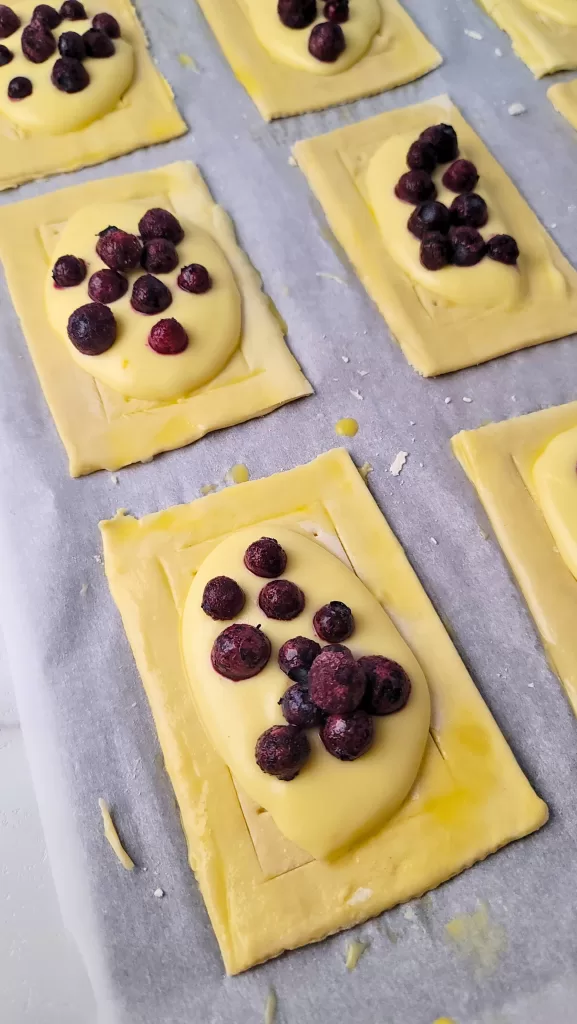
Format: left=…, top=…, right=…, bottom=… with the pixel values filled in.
left=450, top=225, right=486, bottom=267
left=141, top=238, right=178, bottom=275
left=277, top=0, right=316, bottom=29
left=278, top=636, right=321, bottom=681
left=96, top=229, right=142, bottom=271
left=255, top=725, right=310, bottom=781
left=419, top=123, right=458, bottom=163
left=321, top=710, right=374, bottom=761
left=8, top=76, right=32, bottom=98
left=407, top=140, right=437, bottom=173
left=82, top=27, right=114, bottom=57
left=0, top=43, right=13, bottom=64
left=324, top=0, right=348, bottom=21
left=59, top=0, right=86, bottom=19
left=201, top=576, right=245, bottom=620
left=358, top=655, right=411, bottom=715
left=323, top=643, right=351, bottom=655
left=244, top=537, right=287, bottom=578
left=92, top=11, right=119, bottom=37
left=308, top=648, right=365, bottom=714
left=450, top=192, right=488, bottom=228
left=21, top=24, right=56, bottom=62
left=211, top=623, right=271, bottom=681
left=58, top=29, right=85, bottom=58
left=130, top=275, right=172, bottom=315
left=177, top=263, right=212, bottom=294
left=395, top=170, right=436, bottom=205
left=308, top=21, right=345, bottom=62
left=313, top=601, right=354, bottom=643
left=148, top=318, right=188, bottom=354
left=52, top=254, right=86, bottom=287
left=420, top=231, right=452, bottom=271
left=87, top=269, right=127, bottom=304
left=138, top=207, right=184, bottom=244
left=67, top=303, right=116, bottom=355
left=51, top=56, right=89, bottom=92
left=32, top=4, right=61, bottom=28
left=487, top=233, right=519, bottom=265
left=280, top=683, right=324, bottom=728
left=408, top=200, right=450, bottom=240
left=442, top=158, right=479, bottom=194
left=259, top=580, right=304, bottom=621
left=0, top=5, right=19, bottom=38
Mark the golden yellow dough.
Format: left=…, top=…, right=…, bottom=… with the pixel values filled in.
left=0, top=0, right=185, bottom=190
left=453, top=401, right=577, bottom=718
left=476, top=0, right=577, bottom=77
left=0, top=161, right=312, bottom=476
left=548, top=78, right=577, bottom=131
left=194, top=0, right=441, bottom=120
left=294, top=95, right=577, bottom=377
left=101, top=448, right=547, bottom=974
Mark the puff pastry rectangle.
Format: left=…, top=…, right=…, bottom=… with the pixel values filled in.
left=194, top=0, right=441, bottom=120
left=548, top=79, right=577, bottom=131
left=477, top=0, right=577, bottom=77
left=101, top=448, right=547, bottom=974
left=294, top=94, right=577, bottom=376
left=453, top=402, right=577, bottom=717
left=0, top=161, right=312, bottom=477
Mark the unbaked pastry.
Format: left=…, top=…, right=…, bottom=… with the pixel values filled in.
left=476, top=0, right=577, bottom=77
left=548, top=78, right=577, bottom=132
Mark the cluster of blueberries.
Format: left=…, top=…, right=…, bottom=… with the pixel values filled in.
left=394, top=122, right=520, bottom=272
left=201, top=536, right=412, bottom=781
left=0, top=2, right=120, bottom=99
left=278, top=0, right=350, bottom=64
left=51, top=207, right=213, bottom=357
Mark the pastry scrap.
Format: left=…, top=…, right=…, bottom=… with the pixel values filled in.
left=194, top=0, right=441, bottom=120
left=0, top=0, right=185, bottom=189
left=476, top=0, right=577, bottom=77
left=294, top=95, right=577, bottom=376
left=548, top=78, right=577, bottom=133
left=453, top=401, right=577, bottom=718
left=101, top=447, right=547, bottom=974
left=0, top=161, right=312, bottom=475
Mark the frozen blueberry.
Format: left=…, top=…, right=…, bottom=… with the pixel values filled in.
left=59, top=0, right=86, bottom=19
left=308, top=22, right=345, bottom=62
left=0, top=5, right=20, bottom=38
left=442, top=158, right=479, bottom=194
left=321, top=710, right=374, bottom=761
left=87, top=269, right=127, bottom=304
left=201, top=576, right=245, bottom=620
left=211, top=623, right=271, bottom=681
left=358, top=655, right=411, bottom=715
left=313, top=601, right=354, bottom=643
left=92, top=11, right=119, bottom=37
left=58, top=29, right=85, bottom=58
left=148, top=318, right=188, bottom=354
left=395, top=170, right=436, bottom=205
left=259, top=580, right=305, bottom=621
left=51, top=56, right=89, bottom=91
left=280, top=683, right=324, bottom=728
left=52, top=254, right=86, bottom=287
left=67, top=302, right=116, bottom=355
left=82, top=27, right=114, bottom=56
left=255, top=725, right=310, bottom=781
left=277, top=0, right=317, bottom=29
left=131, top=276, right=172, bottom=315
left=177, top=263, right=212, bottom=294
left=308, top=648, right=365, bottom=714
left=96, top=229, right=142, bottom=271
left=323, top=643, right=351, bottom=655
left=420, top=231, right=452, bottom=271
left=418, top=123, right=458, bottom=163
left=278, top=636, right=321, bottom=681
left=324, top=0, right=348, bottom=21
left=487, top=233, right=519, bottom=265
left=0, top=43, right=13, bottom=63
left=8, top=76, right=32, bottom=98
left=141, top=238, right=179, bottom=275
left=31, top=4, right=61, bottom=28
left=244, top=537, right=287, bottom=578
left=450, top=225, right=486, bottom=267
left=450, top=192, right=488, bottom=229
left=406, top=140, right=437, bottom=174
left=138, top=207, right=184, bottom=244
left=408, top=200, right=450, bottom=240
left=21, top=24, right=56, bottom=62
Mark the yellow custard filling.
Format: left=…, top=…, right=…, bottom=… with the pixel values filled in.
left=533, top=425, right=577, bottom=582
left=45, top=201, right=242, bottom=402
left=243, top=0, right=381, bottom=75
left=181, top=525, right=431, bottom=860
left=521, top=0, right=577, bottom=24
left=0, top=1, right=134, bottom=134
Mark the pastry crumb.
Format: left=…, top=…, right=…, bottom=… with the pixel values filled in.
left=390, top=451, right=408, bottom=477
left=98, top=798, right=134, bottom=871
left=110, top=474, right=119, bottom=485
left=153, top=887, right=165, bottom=898
left=178, top=52, right=199, bottom=72
left=264, top=988, right=277, bottom=1024
left=345, top=939, right=369, bottom=970
left=464, top=28, right=483, bottom=40
left=494, top=46, right=502, bottom=56
left=462, top=396, right=473, bottom=403
left=288, top=155, right=297, bottom=167
left=359, top=462, right=373, bottom=482
left=93, top=553, right=103, bottom=564
left=349, top=388, right=363, bottom=401
left=445, top=397, right=452, bottom=405
left=357, top=369, right=369, bottom=377
left=430, top=537, right=438, bottom=545
left=341, top=354, right=350, bottom=363
left=200, top=483, right=218, bottom=496
left=316, top=271, right=347, bottom=286
left=80, top=582, right=89, bottom=596
left=507, top=102, right=526, bottom=116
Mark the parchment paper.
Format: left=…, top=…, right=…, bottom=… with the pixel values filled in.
left=2, top=1, right=577, bottom=1021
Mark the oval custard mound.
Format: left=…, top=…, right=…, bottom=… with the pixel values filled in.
left=45, top=201, right=242, bottom=402
left=182, top=525, right=431, bottom=860
left=365, top=132, right=523, bottom=310
left=522, top=0, right=577, bottom=25
left=244, top=0, right=381, bottom=76
left=533, top=425, right=577, bottom=581
left=0, top=2, right=134, bottom=134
